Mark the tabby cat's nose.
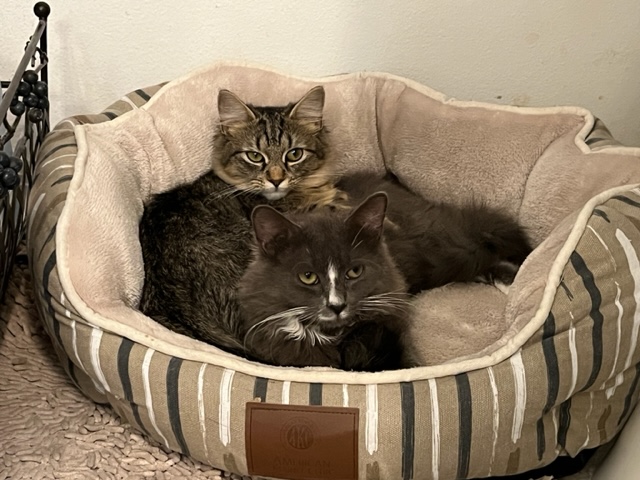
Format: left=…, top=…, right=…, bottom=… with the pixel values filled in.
left=267, top=166, right=286, bottom=188
left=270, top=178, right=284, bottom=188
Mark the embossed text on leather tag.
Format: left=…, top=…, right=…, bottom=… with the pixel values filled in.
left=246, top=402, right=359, bottom=480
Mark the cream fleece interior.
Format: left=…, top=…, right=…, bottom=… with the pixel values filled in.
left=57, top=62, right=640, bottom=384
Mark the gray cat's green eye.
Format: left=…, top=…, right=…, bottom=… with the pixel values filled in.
left=244, top=151, right=264, bottom=164
left=298, top=271, right=318, bottom=285
left=346, top=265, right=364, bottom=279
left=285, top=148, right=304, bottom=163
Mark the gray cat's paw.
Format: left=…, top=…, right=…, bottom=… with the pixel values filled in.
left=493, top=280, right=511, bottom=295
left=475, top=260, right=520, bottom=294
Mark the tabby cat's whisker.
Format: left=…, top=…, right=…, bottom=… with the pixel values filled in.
left=227, top=189, right=250, bottom=199
left=293, top=172, right=342, bottom=180
left=210, top=185, right=241, bottom=200
left=212, top=182, right=264, bottom=201
left=235, top=185, right=262, bottom=198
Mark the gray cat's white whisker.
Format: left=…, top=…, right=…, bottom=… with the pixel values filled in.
left=299, top=311, right=321, bottom=324
left=281, top=313, right=325, bottom=343
left=308, top=329, right=335, bottom=346
left=279, top=319, right=307, bottom=342
left=365, top=292, right=414, bottom=304
left=364, top=296, right=412, bottom=306
left=359, top=306, right=408, bottom=317
left=274, top=308, right=338, bottom=346
left=358, top=303, right=404, bottom=313
left=363, top=296, right=412, bottom=305
left=360, top=302, right=411, bottom=313
left=357, top=292, right=414, bottom=316
left=367, top=290, right=412, bottom=297
left=244, top=306, right=310, bottom=346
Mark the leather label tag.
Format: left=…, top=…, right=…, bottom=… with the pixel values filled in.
left=246, top=402, right=359, bottom=480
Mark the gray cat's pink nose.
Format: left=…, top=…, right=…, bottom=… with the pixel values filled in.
left=328, top=303, right=346, bottom=314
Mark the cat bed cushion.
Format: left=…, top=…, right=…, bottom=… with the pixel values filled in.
left=28, top=62, right=640, bottom=479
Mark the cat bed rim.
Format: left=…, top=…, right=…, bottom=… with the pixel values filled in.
left=56, top=168, right=640, bottom=385
left=147, top=60, right=640, bottom=157
left=56, top=61, right=640, bottom=385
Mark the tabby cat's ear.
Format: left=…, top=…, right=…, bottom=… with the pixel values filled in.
left=217, top=89, right=256, bottom=134
left=345, top=192, right=388, bottom=244
left=251, top=206, right=300, bottom=257
left=289, top=86, right=325, bottom=133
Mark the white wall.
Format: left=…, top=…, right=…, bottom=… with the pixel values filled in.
left=3, top=0, right=640, bottom=146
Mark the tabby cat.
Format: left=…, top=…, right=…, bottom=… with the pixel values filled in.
left=139, top=86, right=338, bottom=355
left=212, top=85, right=343, bottom=210
left=239, top=192, right=412, bottom=371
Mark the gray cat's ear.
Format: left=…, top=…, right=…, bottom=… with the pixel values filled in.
left=218, top=89, right=256, bottom=133
left=289, top=86, right=325, bottom=133
left=252, top=205, right=299, bottom=257
left=346, top=192, right=388, bottom=244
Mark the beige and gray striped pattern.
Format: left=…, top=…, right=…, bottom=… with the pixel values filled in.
left=26, top=83, right=640, bottom=480
left=583, top=118, right=623, bottom=151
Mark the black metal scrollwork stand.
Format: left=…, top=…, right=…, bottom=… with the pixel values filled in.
left=0, top=2, right=51, bottom=298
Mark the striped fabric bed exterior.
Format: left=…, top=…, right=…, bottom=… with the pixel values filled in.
left=27, top=84, right=640, bottom=480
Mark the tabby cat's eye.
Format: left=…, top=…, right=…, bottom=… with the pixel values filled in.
left=298, top=271, right=318, bottom=285
left=285, top=148, right=305, bottom=164
left=244, top=151, right=264, bottom=164
left=346, top=265, right=364, bottom=279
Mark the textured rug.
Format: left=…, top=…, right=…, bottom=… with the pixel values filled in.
left=0, top=253, right=607, bottom=480
left=0, top=256, right=244, bottom=480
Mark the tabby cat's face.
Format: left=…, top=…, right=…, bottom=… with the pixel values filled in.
left=212, top=86, right=330, bottom=201
left=239, top=193, right=408, bottom=347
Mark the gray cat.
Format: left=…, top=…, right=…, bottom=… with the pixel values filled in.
left=239, top=193, right=412, bottom=371
left=336, top=173, right=532, bottom=294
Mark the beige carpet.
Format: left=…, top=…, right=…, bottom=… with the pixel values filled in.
left=0, top=256, right=245, bottom=480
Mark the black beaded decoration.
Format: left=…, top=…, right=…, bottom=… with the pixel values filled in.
left=0, top=152, right=23, bottom=193
left=1, top=2, right=50, bottom=200
left=9, top=69, right=49, bottom=124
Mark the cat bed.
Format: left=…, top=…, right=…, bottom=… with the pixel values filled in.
left=27, top=62, right=640, bottom=480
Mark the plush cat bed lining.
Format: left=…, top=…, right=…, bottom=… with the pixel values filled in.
left=55, top=63, right=640, bottom=384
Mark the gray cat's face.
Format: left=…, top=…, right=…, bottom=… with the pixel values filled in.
left=212, top=86, right=330, bottom=201
left=239, top=193, right=408, bottom=346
